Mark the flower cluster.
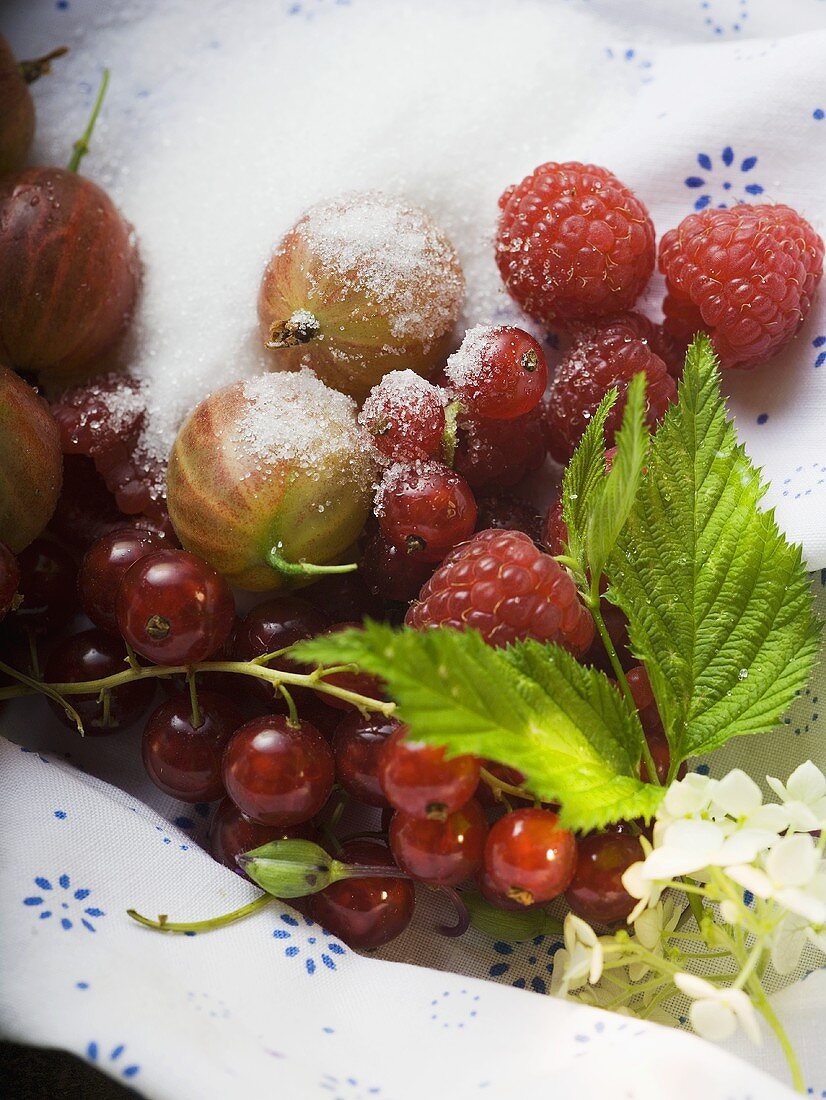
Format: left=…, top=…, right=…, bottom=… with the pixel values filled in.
left=550, top=764, right=826, bottom=1091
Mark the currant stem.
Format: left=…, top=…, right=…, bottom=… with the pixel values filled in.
left=127, top=892, right=273, bottom=935
left=187, top=671, right=203, bottom=729
left=19, top=45, right=68, bottom=84
left=268, top=545, right=358, bottom=579
left=68, top=67, right=110, bottom=173
left=278, top=684, right=299, bottom=728
left=479, top=766, right=533, bottom=803
left=0, top=657, right=85, bottom=734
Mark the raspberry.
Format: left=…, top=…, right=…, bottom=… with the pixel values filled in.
left=453, top=403, right=546, bottom=490
left=543, top=315, right=676, bottom=465
left=495, top=162, right=655, bottom=328
left=659, top=204, right=824, bottom=370
left=405, top=528, right=594, bottom=653
left=543, top=495, right=566, bottom=556
left=51, top=373, right=166, bottom=519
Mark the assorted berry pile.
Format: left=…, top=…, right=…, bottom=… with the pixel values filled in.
left=1, top=63, right=823, bottom=955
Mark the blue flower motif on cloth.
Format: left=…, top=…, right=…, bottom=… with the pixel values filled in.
left=813, top=335, right=826, bottom=368
left=186, top=990, right=231, bottom=1019
left=272, top=912, right=347, bottom=974
left=319, top=1073, right=381, bottom=1098
left=23, top=874, right=105, bottom=932
left=428, top=988, right=480, bottom=1029
left=287, top=0, right=352, bottom=19
left=604, top=46, right=654, bottom=85
left=779, top=461, right=826, bottom=501
left=780, top=686, right=819, bottom=737
left=699, top=0, right=749, bottom=36
left=571, top=1018, right=647, bottom=1056
left=86, top=1041, right=140, bottom=1080
left=487, top=934, right=563, bottom=993
left=684, top=147, right=763, bottom=211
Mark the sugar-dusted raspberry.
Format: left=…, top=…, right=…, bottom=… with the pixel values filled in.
left=495, top=162, right=655, bottom=328
left=453, top=403, right=546, bottom=490
left=405, top=528, right=594, bottom=653
left=359, top=369, right=446, bottom=462
left=659, top=204, right=824, bottom=370
left=51, top=372, right=166, bottom=519
left=543, top=316, right=676, bottom=465
left=445, top=325, right=547, bottom=420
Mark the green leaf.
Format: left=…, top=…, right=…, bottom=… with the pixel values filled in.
left=463, top=891, right=563, bottom=942
left=561, top=387, right=617, bottom=579
left=295, top=623, right=663, bottom=832
left=606, top=334, right=822, bottom=761
left=585, top=371, right=649, bottom=581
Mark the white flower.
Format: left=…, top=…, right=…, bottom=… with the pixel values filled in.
left=621, top=837, right=660, bottom=922
left=638, top=818, right=774, bottom=882
left=767, top=761, right=826, bottom=833
left=551, top=914, right=604, bottom=997
left=710, top=770, right=789, bottom=833
left=629, top=896, right=683, bottom=981
left=770, top=913, right=809, bottom=975
left=674, top=973, right=761, bottom=1044
left=655, top=773, right=717, bottom=833
left=727, top=834, right=826, bottom=923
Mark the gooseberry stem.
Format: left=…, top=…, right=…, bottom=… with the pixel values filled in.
left=68, top=66, right=110, bottom=173
left=127, top=892, right=273, bottom=935
left=20, top=45, right=68, bottom=84
left=268, top=544, right=358, bottom=579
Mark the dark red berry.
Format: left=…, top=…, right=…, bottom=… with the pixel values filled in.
left=48, top=456, right=126, bottom=552
left=475, top=761, right=529, bottom=810
left=484, top=808, right=577, bottom=906
left=308, top=839, right=415, bottom=949
left=0, top=542, right=20, bottom=622
left=476, top=492, right=543, bottom=543
left=565, top=832, right=643, bottom=925
left=477, top=867, right=537, bottom=911
left=445, top=326, right=547, bottom=420
left=334, top=713, right=399, bottom=807
left=543, top=314, right=676, bottom=465
left=79, top=528, right=166, bottom=635
left=495, top=161, right=655, bottom=327
left=659, top=203, right=824, bottom=369
left=209, top=797, right=318, bottom=876
left=142, top=690, right=243, bottom=802
left=453, top=403, right=547, bottom=490
left=44, top=628, right=155, bottom=734
left=376, top=462, right=477, bottom=563
left=389, top=798, right=487, bottom=886
left=233, top=595, right=329, bottom=705
left=304, top=572, right=383, bottom=624
left=359, top=370, right=446, bottom=461
left=626, top=665, right=654, bottom=711
left=406, top=528, right=594, bottom=653
left=117, top=549, right=235, bottom=666
left=379, top=725, right=479, bottom=819
left=15, top=538, right=78, bottom=633
left=359, top=530, right=433, bottom=603
left=222, top=715, right=335, bottom=827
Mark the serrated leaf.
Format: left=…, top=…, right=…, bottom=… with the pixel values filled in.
left=585, top=371, right=648, bottom=581
left=295, top=623, right=663, bottom=832
left=561, top=387, right=617, bottom=578
left=463, top=891, right=563, bottom=942
left=606, top=334, right=821, bottom=761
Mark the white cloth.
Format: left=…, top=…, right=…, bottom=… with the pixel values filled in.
left=3, top=2, right=826, bottom=1098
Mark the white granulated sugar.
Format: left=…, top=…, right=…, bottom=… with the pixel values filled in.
left=444, top=325, right=500, bottom=392
left=360, top=369, right=444, bottom=427
left=299, top=193, right=463, bottom=344
left=8, top=0, right=638, bottom=475
left=232, top=369, right=367, bottom=477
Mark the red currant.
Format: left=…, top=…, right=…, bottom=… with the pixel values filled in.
left=565, top=832, right=643, bottom=925
left=222, top=715, right=335, bottom=826
left=484, top=808, right=577, bottom=906
left=142, top=690, right=243, bottom=802
left=626, top=665, right=654, bottom=711
left=0, top=541, right=19, bottom=621
left=44, top=628, right=155, bottom=734
left=48, top=456, right=125, bottom=552
left=446, top=326, right=547, bottom=420
left=304, top=572, right=383, bottom=624
left=453, top=404, right=546, bottom=490
left=376, top=462, right=477, bottom=563
left=477, top=867, right=537, bottom=910
left=117, top=549, right=235, bottom=666
left=233, top=596, right=329, bottom=705
left=308, top=839, right=415, bottom=949
left=379, top=726, right=480, bottom=819
left=334, top=713, right=400, bottom=807
left=389, top=799, right=487, bottom=885
left=209, top=797, right=318, bottom=875
left=359, top=530, right=433, bottom=603
left=14, top=538, right=78, bottom=633
left=79, top=528, right=166, bottom=635
left=360, top=370, right=446, bottom=461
